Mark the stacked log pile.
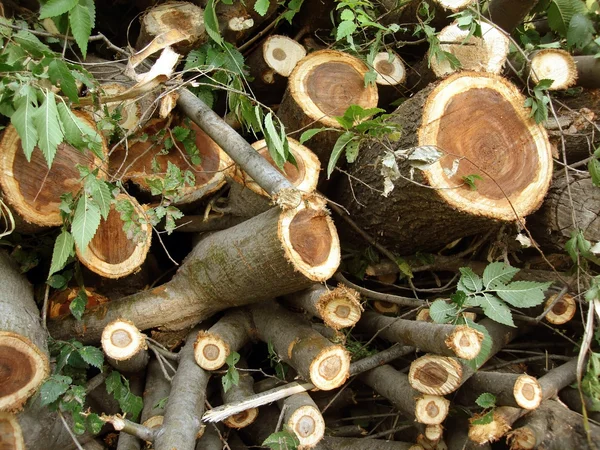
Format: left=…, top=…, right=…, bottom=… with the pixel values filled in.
left=0, top=0, right=599, bottom=449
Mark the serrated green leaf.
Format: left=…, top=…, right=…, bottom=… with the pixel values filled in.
left=340, top=9, right=355, bottom=21
left=69, top=0, right=95, bottom=58
left=535, top=78, right=555, bottom=91
left=11, top=87, right=39, bottom=160
left=458, top=267, right=483, bottom=292
left=254, top=0, right=270, bottom=16
left=483, top=262, right=520, bottom=289
left=204, top=0, right=223, bottom=46
left=57, top=102, right=93, bottom=151
left=345, top=139, right=360, bottom=163
left=461, top=318, right=492, bottom=371
left=34, top=91, right=64, bottom=168
left=327, top=131, right=355, bottom=178
left=47, top=274, right=67, bottom=289
left=39, top=0, right=78, bottom=19
left=264, top=112, right=287, bottom=169
left=13, top=29, right=53, bottom=56
left=70, top=289, right=87, bottom=320
left=494, top=281, right=552, bottom=308
left=71, top=194, right=101, bottom=250
left=547, top=0, right=587, bottom=36
left=589, top=158, right=600, bottom=186
left=105, top=371, right=143, bottom=420
left=262, top=427, right=300, bottom=450
left=86, top=413, right=104, bottom=434
left=429, top=300, right=459, bottom=324
left=226, top=351, right=240, bottom=366
left=475, top=392, right=497, bottom=408
left=78, top=346, right=104, bottom=369
left=567, top=13, right=595, bottom=48
left=48, top=59, right=79, bottom=103
left=88, top=179, right=112, bottom=220
left=40, top=375, right=72, bottom=406
left=477, top=293, right=515, bottom=327
left=472, top=410, right=495, bottom=425
left=49, top=230, right=75, bottom=276
left=299, top=127, right=325, bottom=144
left=336, top=20, right=357, bottom=41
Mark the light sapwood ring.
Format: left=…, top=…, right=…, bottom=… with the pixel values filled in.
left=434, top=0, right=477, bottom=11
left=86, top=83, right=141, bottom=132
left=142, top=415, right=164, bottom=430
left=279, top=197, right=341, bottom=281
left=444, top=325, right=484, bottom=360
left=76, top=194, right=151, bottom=279
left=232, top=138, right=320, bottom=198
left=316, top=285, right=362, bottom=330
left=223, top=408, right=259, bottom=429
left=530, top=49, right=577, bottom=90
left=0, top=412, right=24, bottom=449
left=507, top=427, right=536, bottom=449
left=514, top=374, right=542, bottom=410
left=415, top=395, right=450, bottom=425
left=306, top=345, right=351, bottom=391
left=419, top=72, right=553, bottom=221
left=287, top=405, right=325, bottom=448
left=228, top=16, right=254, bottom=31
left=0, top=114, right=107, bottom=227
left=544, top=293, right=576, bottom=325
left=373, top=300, right=400, bottom=315
left=468, top=406, right=516, bottom=444
left=373, top=52, right=406, bottom=86
left=101, top=319, right=147, bottom=361
left=408, top=355, right=463, bottom=395
left=0, top=333, right=49, bottom=412
left=194, top=331, right=230, bottom=371
left=425, top=424, right=443, bottom=442
left=285, top=50, right=378, bottom=128
left=431, top=22, right=509, bottom=77
left=263, top=35, right=307, bottom=77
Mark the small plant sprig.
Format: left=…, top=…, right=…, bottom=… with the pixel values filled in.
left=222, top=351, right=241, bottom=393
left=524, top=79, right=553, bottom=123
left=262, top=425, right=300, bottom=450
left=471, top=393, right=497, bottom=425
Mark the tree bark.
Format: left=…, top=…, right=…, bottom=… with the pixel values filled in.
left=458, top=372, right=542, bottom=410
left=221, top=359, right=259, bottom=429
left=0, top=251, right=49, bottom=412
left=314, top=436, right=422, bottom=450
left=486, top=0, right=539, bottom=33
left=101, top=319, right=150, bottom=374
left=559, top=387, right=600, bottom=422
left=141, top=357, right=172, bottom=430
left=48, top=199, right=340, bottom=343
left=574, top=55, right=600, bottom=88
left=334, top=72, right=553, bottom=255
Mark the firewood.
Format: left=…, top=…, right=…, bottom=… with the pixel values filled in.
left=530, top=49, right=578, bottom=90
left=543, top=293, right=577, bottom=325
left=486, top=0, right=540, bottom=33
left=249, top=300, right=351, bottom=391
left=283, top=284, right=362, bottom=330
left=335, top=72, right=553, bottom=255
left=48, top=198, right=340, bottom=343
left=101, top=319, right=150, bottom=374
left=278, top=50, right=379, bottom=164
left=574, top=55, right=600, bottom=88
left=141, top=357, right=173, bottom=431
left=0, top=252, right=49, bottom=412
left=281, top=392, right=325, bottom=447
left=314, top=436, right=424, bottom=449
left=194, top=309, right=252, bottom=371
left=221, top=359, right=259, bottom=429
left=355, top=311, right=483, bottom=360
left=373, top=51, right=406, bottom=107
left=381, top=0, right=476, bottom=30
left=49, top=288, right=110, bottom=319
left=373, top=300, right=401, bottom=315
left=116, top=376, right=145, bottom=450
left=0, top=114, right=107, bottom=229
left=458, top=372, right=543, bottom=410
left=558, top=387, right=600, bottom=423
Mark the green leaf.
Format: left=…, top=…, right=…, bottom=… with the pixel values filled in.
left=477, top=293, right=515, bottom=327
left=78, top=346, right=104, bottom=369
left=70, top=289, right=87, bottom=320
left=429, top=299, right=459, bottom=324
left=254, top=0, right=270, bottom=16
left=86, top=413, right=104, bottom=434
left=226, top=351, right=240, bottom=366
left=57, top=102, right=102, bottom=157
left=395, top=257, right=413, bottom=279
left=345, top=139, right=360, bottom=163
left=299, top=128, right=325, bottom=144
left=483, top=262, right=520, bottom=289
left=71, top=194, right=101, bottom=251
left=472, top=410, right=495, bottom=425
left=547, top=0, right=588, bottom=36
left=458, top=267, right=483, bottom=292
left=263, top=112, right=287, bottom=169
left=494, top=281, right=552, bottom=308
left=589, top=158, right=600, bottom=186
left=262, top=427, right=300, bottom=450
left=35, top=92, right=65, bottom=168
left=336, top=20, right=357, bottom=41
left=475, top=392, right=497, bottom=408
left=48, top=59, right=79, bottom=103
left=13, top=29, right=52, bottom=56
left=567, top=13, right=595, bottom=48
left=47, top=274, right=67, bottom=289
left=87, top=178, right=113, bottom=220
left=462, top=174, right=483, bottom=191
left=105, top=372, right=144, bottom=421
left=39, top=0, right=79, bottom=19
left=49, top=230, right=75, bottom=276
left=11, top=86, right=39, bottom=161
left=39, top=374, right=72, bottom=406
left=222, top=367, right=240, bottom=393
left=327, top=131, right=355, bottom=178
left=69, top=0, right=95, bottom=58
left=340, top=9, right=355, bottom=21
left=204, top=0, right=223, bottom=46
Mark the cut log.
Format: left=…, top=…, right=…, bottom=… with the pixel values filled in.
left=314, top=436, right=424, bottom=450
left=0, top=115, right=107, bottom=228
left=355, top=311, right=483, bottom=360
left=381, top=0, right=476, bottom=29
left=246, top=35, right=307, bottom=105
left=278, top=50, right=379, bottom=164
left=373, top=300, right=400, bottom=315
left=153, top=329, right=210, bottom=450
left=141, top=358, right=172, bottom=431
left=222, top=359, right=258, bottom=429
left=213, top=0, right=278, bottom=45
left=430, top=21, right=509, bottom=78
left=373, top=51, right=406, bottom=107
left=109, top=119, right=234, bottom=205
left=101, top=319, right=149, bottom=374
left=281, top=392, right=325, bottom=448
left=335, top=71, right=553, bottom=255
left=86, top=82, right=143, bottom=134
left=76, top=194, right=152, bottom=279
left=116, top=375, right=145, bottom=450
left=249, top=300, right=350, bottom=391
left=529, top=174, right=599, bottom=250
left=0, top=251, right=49, bottom=412
left=48, top=198, right=340, bottom=343
left=507, top=399, right=600, bottom=450
left=194, top=309, right=252, bottom=371
left=49, top=288, right=110, bottom=319
left=136, top=1, right=207, bottom=53
left=425, top=424, right=443, bottom=442
left=530, top=49, right=578, bottom=90
left=283, top=284, right=362, bottom=330
left=543, top=292, right=577, bottom=325
left=574, top=55, right=600, bottom=88
left=445, top=414, right=491, bottom=450
left=0, top=412, right=24, bottom=450
left=486, top=0, right=540, bottom=33
left=408, top=318, right=520, bottom=395
left=458, top=372, right=542, bottom=410
left=558, top=387, right=600, bottom=423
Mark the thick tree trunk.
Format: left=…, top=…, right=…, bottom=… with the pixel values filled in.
left=335, top=72, right=553, bottom=255
left=278, top=50, right=379, bottom=164
left=0, top=115, right=107, bottom=228
left=0, top=251, right=49, bottom=412
left=48, top=199, right=340, bottom=343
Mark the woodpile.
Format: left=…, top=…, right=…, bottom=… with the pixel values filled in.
left=0, top=1, right=599, bottom=450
